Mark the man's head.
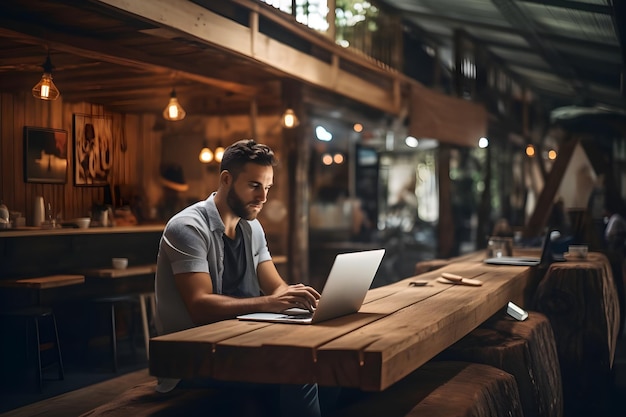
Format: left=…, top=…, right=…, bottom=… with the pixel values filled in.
left=219, top=139, right=278, bottom=220
left=220, top=139, right=277, bottom=179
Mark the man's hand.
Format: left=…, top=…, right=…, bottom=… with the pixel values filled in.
left=269, top=283, right=320, bottom=313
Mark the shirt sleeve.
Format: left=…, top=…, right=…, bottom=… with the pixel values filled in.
left=161, top=214, right=211, bottom=275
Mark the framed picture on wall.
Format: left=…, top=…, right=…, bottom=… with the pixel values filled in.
left=73, top=113, right=113, bottom=186
left=23, top=126, right=68, bottom=184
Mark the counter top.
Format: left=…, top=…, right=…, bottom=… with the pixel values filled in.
left=0, top=224, right=164, bottom=238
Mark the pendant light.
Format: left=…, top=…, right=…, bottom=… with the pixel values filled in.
left=199, top=141, right=214, bottom=163
left=214, top=144, right=225, bottom=163
left=281, top=107, right=299, bottom=128
left=163, top=88, right=186, bottom=121
left=32, top=54, right=60, bottom=101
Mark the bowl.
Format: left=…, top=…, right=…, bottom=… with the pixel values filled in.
left=73, top=217, right=91, bottom=229
left=112, top=257, right=128, bottom=270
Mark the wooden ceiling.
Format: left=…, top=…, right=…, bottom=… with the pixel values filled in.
left=1, top=0, right=623, bottom=124
left=0, top=0, right=285, bottom=116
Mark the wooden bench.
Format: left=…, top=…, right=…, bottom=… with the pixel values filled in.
left=436, top=311, right=563, bottom=417
left=79, top=379, right=276, bottom=417
left=329, top=361, right=523, bottom=417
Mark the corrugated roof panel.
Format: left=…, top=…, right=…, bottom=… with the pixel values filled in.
left=518, top=2, right=617, bottom=44
left=489, top=47, right=549, bottom=69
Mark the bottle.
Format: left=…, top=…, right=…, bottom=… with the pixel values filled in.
left=33, top=196, right=45, bottom=227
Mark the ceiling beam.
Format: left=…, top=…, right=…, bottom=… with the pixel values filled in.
left=0, top=16, right=259, bottom=97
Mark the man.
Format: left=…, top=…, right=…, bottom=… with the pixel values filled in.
left=154, top=139, right=323, bottom=416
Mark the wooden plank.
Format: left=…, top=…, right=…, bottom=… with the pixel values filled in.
left=0, top=274, right=85, bottom=289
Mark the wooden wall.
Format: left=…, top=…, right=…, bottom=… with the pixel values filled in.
left=0, top=91, right=291, bottom=274
left=0, top=92, right=160, bottom=224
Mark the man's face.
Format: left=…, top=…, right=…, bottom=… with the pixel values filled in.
left=226, top=163, right=274, bottom=220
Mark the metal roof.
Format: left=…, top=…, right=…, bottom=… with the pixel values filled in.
left=384, top=0, right=625, bottom=110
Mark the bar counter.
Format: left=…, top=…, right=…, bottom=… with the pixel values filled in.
left=0, top=224, right=164, bottom=279
left=0, top=224, right=164, bottom=238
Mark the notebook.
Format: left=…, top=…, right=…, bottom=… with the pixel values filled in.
left=237, top=248, right=385, bottom=325
left=484, top=230, right=562, bottom=266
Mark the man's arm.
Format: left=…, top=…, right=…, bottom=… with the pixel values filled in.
left=174, top=261, right=319, bottom=325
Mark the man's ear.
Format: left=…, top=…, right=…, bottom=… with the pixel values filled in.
left=219, top=170, right=231, bottom=187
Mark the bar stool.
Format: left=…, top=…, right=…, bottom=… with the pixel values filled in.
left=0, top=306, right=64, bottom=392
left=90, top=293, right=155, bottom=372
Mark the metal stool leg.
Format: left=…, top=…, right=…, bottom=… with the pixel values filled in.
left=50, top=313, right=64, bottom=380
left=33, top=316, right=43, bottom=393
left=108, top=303, right=118, bottom=372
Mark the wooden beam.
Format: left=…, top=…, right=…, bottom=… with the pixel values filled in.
left=0, top=25, right=258, bottom=96
left=95, top=0, right=400, bottom=114
left=523, top=135, right=580, bottom=238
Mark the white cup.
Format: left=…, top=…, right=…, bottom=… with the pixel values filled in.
left=112, top=257, right=128, bottom=269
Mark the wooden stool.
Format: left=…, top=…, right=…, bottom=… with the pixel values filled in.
left=330, top=361, right=523, bottom=417
left=532, top=253, right=620, bottom=416
left=436, top=311, right=563, bottom=417
left=0, top=306, right=64, bottom=392
left=414, top=259, right=450, bottom=275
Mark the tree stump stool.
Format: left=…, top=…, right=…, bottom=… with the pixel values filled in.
left=330, top=361, right=523, bottom=417
left=436, top=311, right=563, bottom=417
left=532, top=252, right=620, bottom=416
left=414, top=259, right=450, bottom=275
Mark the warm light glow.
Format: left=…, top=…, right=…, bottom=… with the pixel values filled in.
left=322, top=153, right=333, bottom=165
left=333, top=153, right=344, bottom=164
left=214, top=146, right=225, bottom=163
left=548, top=149, right=557, bottom=160
left=32, top=55, right=60, bottom=100
left=525, top=144, right=535, bottom=157
left=353, top=123, right=363, bottom=133
left=163, top=89, right=186, bottom=121
left=281, top=108, right=299, bottom=128
left=199, top=146, right=213, bottom=163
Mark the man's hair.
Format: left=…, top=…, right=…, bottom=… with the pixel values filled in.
left=220, top=139, right=277, bottom=178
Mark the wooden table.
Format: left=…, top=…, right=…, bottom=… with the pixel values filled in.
left=150, top=252, right=536, bottom=391
left=83, top=264, right=157, bottom=279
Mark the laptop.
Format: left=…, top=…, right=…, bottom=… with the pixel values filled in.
left=484, top=230, right=564, bottom=266
left=237, top=248, right=385, bottom=325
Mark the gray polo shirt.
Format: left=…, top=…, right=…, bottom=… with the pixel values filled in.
left=154, top=192, right=271, bottom=336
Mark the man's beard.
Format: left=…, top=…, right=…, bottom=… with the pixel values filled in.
left=227, top=187, right=260, bottom=220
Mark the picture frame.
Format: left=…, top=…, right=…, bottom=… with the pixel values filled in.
left=73, top=113, right=113, bottom=186
left=23, top=126, right=68, bottom=184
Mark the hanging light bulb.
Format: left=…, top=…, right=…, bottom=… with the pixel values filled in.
left=199, top=141, right=213, bottom=163
left=281, top=108, right=299, bottom=128
left=163, top=88, right=186, bottom=121
left=214, top=144, right=225, bottom=163
left=32, top=54, right=60, bottom=100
